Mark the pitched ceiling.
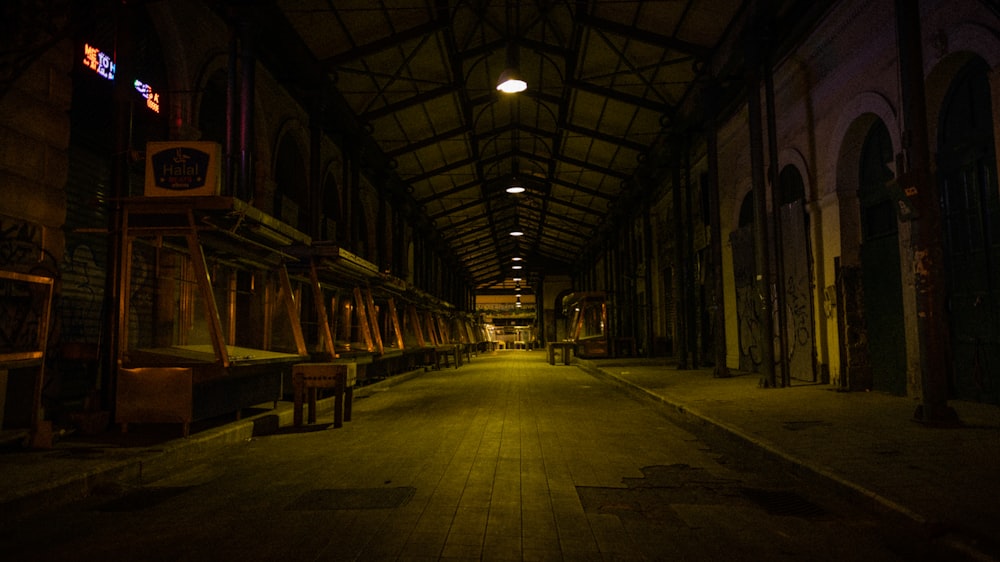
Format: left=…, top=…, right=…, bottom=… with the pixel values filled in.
left=269, top=0, right=749, bottom=290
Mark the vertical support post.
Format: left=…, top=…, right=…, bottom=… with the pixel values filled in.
left=683, top=141, right=699, bottom=368
left=672, top=144, right=688, bottom=368
left=409, top=305, right=426, bottom=348
left=362, top=286, right=383, bottom=355
left=387, top=298, right=405, bottom=350
left=894, top=0, right=958, bottom=424
left=227, top=270, right=237, bottom=345
left=706, top=82, right=730, bottom=377
left=278, top=265, right=308, bottom=357
left=237, top=12, right=256, bottom=201
left=116, top=208, right=133, bottom=371
left=536, top=275, right=546, bottom=346
left=185, top=230, right=230, bottom=368
left=764, top=54, right=790, bottom=387
left=746, top=39, right=777, bottom=388
left=643, top=195, right=655, bottom=358
left=309, top=94, right=323, bottom=238
left=225, top=21, right=237, bottom=195
left=104, top=1, right=136, bottom=412
left=353, top=286, right=375, bottom=353
left=309, top=261, right=336, bottom=358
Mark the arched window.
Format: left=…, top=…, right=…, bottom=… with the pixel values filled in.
left=738, top=191, right=754, bottom=227
left=274, top=135, right=308, bottom=229
left=321, top=170, right=341, bottom=241
left=778, top=166, right=805, bottom=206
left=198, top=69, right=227, bottom=147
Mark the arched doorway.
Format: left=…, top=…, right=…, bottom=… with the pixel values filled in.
left=777, top=166, right=816, bottom=382
left=730, top=192, right=761, bottom=372
left=859, top=120, right=906, bottom=395
left=937, top=57, right=1000, bottom=404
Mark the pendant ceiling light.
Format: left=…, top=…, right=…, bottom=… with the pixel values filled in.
left=497, top=3, right=526, bottom=94
left=496, top=65, right=526, bottom=93
left=505, top=178, right=525, bottom=194
left=509, top=211, right=524, bottom=236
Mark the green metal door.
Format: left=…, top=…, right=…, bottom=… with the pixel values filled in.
left=938, top=58, right=1000, bottom=405
left=859, top=121, right=907, bottom=395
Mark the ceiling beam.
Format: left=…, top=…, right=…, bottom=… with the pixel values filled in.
left=417, top=178, right=480, bottom=205
left=575, top=13, right=711, bottom=58
left=560, top=122, right=647, bottom=153
left=322, top=19, right=450, bottom=68
left=361, top=83, right=460, bottom=121
left=542, top=209, right=601, bottom=230
left=566, top=80, right=673, bottom=114
left=548, top=177, right=615, bottom=201
left=429, top=196, right=482, bottom=220
left=553, top=152, right=631, bottom=179
left=406, top=156, right=476, bottom=185
left=385, top=125, right=470, bottom=158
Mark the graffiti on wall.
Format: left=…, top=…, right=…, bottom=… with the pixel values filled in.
left=60, top=242, right=105, bottom=342
left=780, top=201, right=815, bottom=382
left=0, top=218, right=53, bottom=272
left=730, top=226, right=762, bottom=372
left=730, top=199, right=817, bottom=381
left=0, top=216, right=57, bottom=355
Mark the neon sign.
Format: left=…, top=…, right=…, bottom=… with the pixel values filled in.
left=133, top=80, right=161, bottom=114
left=82, top=43, right=115, bottom=80
left=82, top=42, right=160, bottom=113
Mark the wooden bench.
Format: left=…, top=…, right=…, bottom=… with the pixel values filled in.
left=291, top=363, right=356, bottom=428
left=547, top=342, right=575, bottom=365
left=434, top=344, right=462, bottom=369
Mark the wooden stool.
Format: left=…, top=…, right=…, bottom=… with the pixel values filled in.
left=292, top=363, right=354, bottom=428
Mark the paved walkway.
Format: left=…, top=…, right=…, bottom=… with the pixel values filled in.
left=576, top=357, right=1000, bottom=561
left=0, top=351, right=997, bottom=561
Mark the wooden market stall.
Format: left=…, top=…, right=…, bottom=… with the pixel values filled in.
left=115, top=196, right=311, bottom=435
left=563, top=291, right=610, bottom=358
left=290, top=243, right=447, bottom=382
left=448, top=313, right=484, bottom=362
left=0, top=269, right=55, bottom=447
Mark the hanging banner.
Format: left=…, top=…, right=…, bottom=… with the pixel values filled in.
left=144, top=141, right=222, bottom=197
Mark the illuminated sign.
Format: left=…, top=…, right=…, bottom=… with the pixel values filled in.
left=82, top=42, right=160, bottom=113
left=133, top=80, right=160, bottom=113
left=82, top=43, right=115, bottom=80
left=144, top=142, right=222, bottom=197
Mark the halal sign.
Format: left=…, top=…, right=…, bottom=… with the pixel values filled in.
left=152, top=146, right=209, bottom=190
left=144, top=142, right=221, bottom=197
